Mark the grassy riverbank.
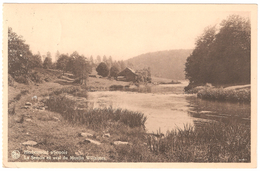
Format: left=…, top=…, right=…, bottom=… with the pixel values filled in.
left=197, top=87, right=250, bottom=103
left=186, top=84, right=250, bottom=103
left=42, top=86, right=250, bottom=162
left=8, top=73, right=250, bottom=162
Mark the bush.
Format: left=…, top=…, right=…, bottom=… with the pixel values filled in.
left=12, top=75, right=33, bottom=84
left=50, top=86, right=87, bottom=98
left=30, top=71, right=44, bottom=83
left=8, top=74, right=15, bottom=87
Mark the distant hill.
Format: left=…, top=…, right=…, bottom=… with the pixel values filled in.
left=125, top=49, right=193, bottom=80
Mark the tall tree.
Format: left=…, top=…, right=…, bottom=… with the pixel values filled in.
left=56, top=54, right=69, bottom=75
left=55, top=50, right=60, bottom=62
left=96, top=55, right=101, bottom=63
left=185, top=26, right=217, bottom=85
left=185, top=15, right=250, bottom=88
left=103, top=55, right=107, bottom=63
left=43, top=57, right=52, bottom=69
left=8, top=27, right=33, bottom=76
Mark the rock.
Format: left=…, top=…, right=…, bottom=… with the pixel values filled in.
left=25, top=102, right=32, bottom=106
left=113, top=141, right=129, bottom=145
left=39, top=107, right=45, bottom=111
left=52, top=117, right=60, bottom=121
left=14, top=116, right=24, bottom=123
left=44, top=106, right=48, bottom=109
left=32, top=96, right=38, bottom=101
left=25, top=118, right=32, bottom=122
left=26, top=146, right=49, bottom=156
left=80, top=132, right=93, bottom=137
left=22, top=140, right=37, bottom=146
left=84, top=138, right=101, bottom=145
left=103, top=133, right=110, bottom=138
left=21, top=106, right=30, bottom=109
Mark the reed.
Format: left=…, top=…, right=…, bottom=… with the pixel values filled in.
left=147, top=121, right=250, bottom=162
left=197, top=87, right=250, bottom=103
left=45, top=94, right=147, bottom=130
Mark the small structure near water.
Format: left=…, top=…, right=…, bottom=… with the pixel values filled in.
left=117, top=67, right=138, bottom=82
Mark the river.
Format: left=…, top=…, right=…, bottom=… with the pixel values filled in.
left=87, top=81, right=251, bottom=134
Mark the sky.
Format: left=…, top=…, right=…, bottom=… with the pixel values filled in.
left=4, top=4, right=251, bottom=61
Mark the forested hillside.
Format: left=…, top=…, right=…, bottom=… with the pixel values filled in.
left=126, top=49, right=192, bottom=80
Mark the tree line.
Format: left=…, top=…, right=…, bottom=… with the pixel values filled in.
left=185, top=15, right=250, bottom=89
left=8, top=27, right=130, bottom=84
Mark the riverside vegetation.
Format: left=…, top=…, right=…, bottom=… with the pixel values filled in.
left=40, top=86, right=250, bottom=162
left=8, top=78, right=250, bottom=162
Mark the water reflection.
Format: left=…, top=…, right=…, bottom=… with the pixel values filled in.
left=86, top=83, right=251, bottom=133
left=186, top=96, right=250, bottom=125
left=109, top=84, right=185, bottom=94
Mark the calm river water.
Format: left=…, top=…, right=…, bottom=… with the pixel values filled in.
left=87, top=81, right=250, bottom=134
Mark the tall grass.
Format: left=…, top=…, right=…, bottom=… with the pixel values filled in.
left=147, top=121, right=250, bottom=162
left=50, top=86, right=88, bottom=98
left=197, top=87, right=250, bottom=103
left=45, top=94, right=147, bottom=130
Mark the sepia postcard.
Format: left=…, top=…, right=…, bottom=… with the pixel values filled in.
left=2, top=4, right=257, bottom=168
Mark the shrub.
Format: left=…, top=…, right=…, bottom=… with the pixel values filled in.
left=8, top=74, right=15, bottom=87
left=50, top=86, right=87, bottom=98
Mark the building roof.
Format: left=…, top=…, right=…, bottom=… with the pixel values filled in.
left=118, top=67, right=138, bottom=76
left=126, top=67, right=136, bottom=73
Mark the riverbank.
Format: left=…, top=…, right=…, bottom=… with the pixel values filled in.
left=186, top=84, right=250, bottom=103
left=8, top=73, right=250, bottom=162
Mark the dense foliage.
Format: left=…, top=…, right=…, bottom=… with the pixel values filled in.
left=8, top=27, right=42, bottom=76
left=43, top=57, right=52, bottom=69
left=110, top=65, right=120, bottom=78
left=96, top=62, right=109, bottom=77
left=185, top=15, right=251, bottom=88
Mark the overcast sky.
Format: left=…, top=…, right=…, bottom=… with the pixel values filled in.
left=4, top=4, right=250, bottom=61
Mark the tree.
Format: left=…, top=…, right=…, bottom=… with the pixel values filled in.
left=55, top=50, right=60, bottom=62
left=136, top=68, right=151, bottom=83
left=185, top=15, right=250, bottom=89
left=96, top=62, right=109, bottom=77
left=56, top=54, right=69, bottom=75
left=89, top=55, right=94, bottom=65
left=43, top=57, right=52, bottom=69
left=46, top=51, right=52, bottom=59
left=119, top=60, right=126, bottom=71
left=72, top=55, right=92, bottom=85
left=8, top=27, right=34, bottom=76
left=103, top=55, right=107, bottom=63
left=96, top=55, right=101, bottom=63
left=31, top=54, right=43, bottom=68
left=209, top=15, right=250, bottom=84
left=110, top=65, right=120, bottom=78
left=185, top=26, right=217, bottom=85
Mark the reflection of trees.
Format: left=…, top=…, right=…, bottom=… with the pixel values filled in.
left=186, top=96, right=250, bottom=127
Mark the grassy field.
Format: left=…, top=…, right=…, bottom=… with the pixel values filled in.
left=8, top=70, right=250, bottom=162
